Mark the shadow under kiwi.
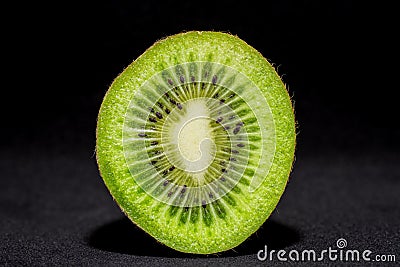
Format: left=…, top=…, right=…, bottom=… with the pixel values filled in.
left=86, top=216, right=301, bottom=257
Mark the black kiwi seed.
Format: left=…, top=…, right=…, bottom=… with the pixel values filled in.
left=169, top=166, right=175, bottom=171
left=180, top=75, right=185, bottom=83
left=168, top=79, right=174, bottom=85
left=170, top=98, right=176, bottom=105
left=149, top=117, right=157, bottom=123
left=165, top=108, right=170, bottom=114
left=181, top=185, right=186, bottom=194
left=191, top=76, right=195, bottom=82
left=163, top=180, right=169, bottom=186
left=157, top=102, right=163, bottom=109
left=232, top=150, right=239, bottom=154
left=216, top=117, right=223, bottom=123
left=202, top=200, right=206, bottom=208
left=177, top=103, right=183, bottom=109
left=212, top=75, right=217, bottom=84
left=138, top=133, right=147, bottom=137
left=233, top=127, right=241, bottom=134
left=209, top=192, right=214, bottom=199
left=237, top=143, right=245, bottom=147
left=156, top=112, right=163, bottom=119
left=151, top=141, right=158, bottom=146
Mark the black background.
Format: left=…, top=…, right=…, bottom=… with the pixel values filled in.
left=1, top=1, right=399, bottom=266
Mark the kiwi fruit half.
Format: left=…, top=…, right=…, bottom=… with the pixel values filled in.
left=96, top=31, right=296, bottom=254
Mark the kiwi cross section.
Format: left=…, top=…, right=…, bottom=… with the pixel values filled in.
left=123, top=62, right=274, bottom=210
left=97, top=31, right=295, bottom=254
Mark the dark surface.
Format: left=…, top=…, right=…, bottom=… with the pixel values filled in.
left=2, top=1, right=399, bottom=266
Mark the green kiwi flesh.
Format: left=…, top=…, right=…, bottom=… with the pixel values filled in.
left=96, top=31, right=296, bottom=254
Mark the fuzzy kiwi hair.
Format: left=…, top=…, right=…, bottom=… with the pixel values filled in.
left=96, top=31, right=296, bottom=254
